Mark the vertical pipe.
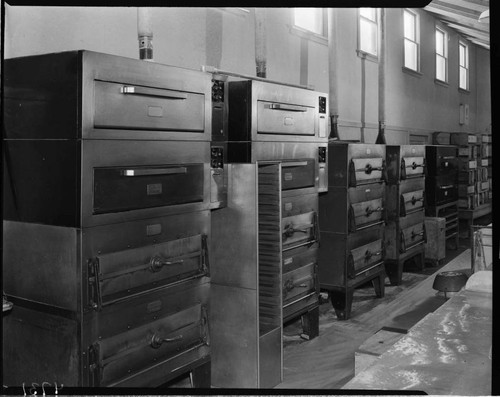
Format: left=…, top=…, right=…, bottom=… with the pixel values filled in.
left=327, top=8, right=340, bottom=140
left=376, top=8, right=387, bottom=144
left=137, top=8, right=153, bottom=61
left=254, top=8, right=267, bottom=78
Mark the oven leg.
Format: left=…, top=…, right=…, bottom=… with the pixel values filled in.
left=329, top=289, right=354, bottom=320
left=300, top=306, right=319, bottom=339
left=384, top=260, right=403, bottom=286
left=372, top=272, right=386, bottom=298
left=190, top=360, right=211, bottom=388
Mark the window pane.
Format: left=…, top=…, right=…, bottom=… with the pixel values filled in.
left=436, top=30, right=444, bottom=55
left=294, top=8, right=323, bottom=35
left=459, top=44, right=465, bottom=66
left=460, top=67, right=467, bottom=89
left=360, top=19, right=377, bottom=55
left=360, top=8, right=376, bottom=21
left=405, top=40, right=417, bottom=70
left=404, top=11, right=415, bottom=40
left=436, top=55, right=446, bottom=81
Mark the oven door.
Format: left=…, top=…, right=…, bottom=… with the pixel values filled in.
left=82, top=51, right=211, bottom=141
left=82, top=140, right=211, bottom=226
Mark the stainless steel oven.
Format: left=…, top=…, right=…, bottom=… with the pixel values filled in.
left=3, top=50, right=218, bottom=387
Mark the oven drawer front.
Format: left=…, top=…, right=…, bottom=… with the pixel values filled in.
left=426, top=146, right=458, bottom=175
left=93, top=81, right=205, bottom=133
left=91, top=303, right=209, bottom=387
left=349, top=157, right=385, bottom=186
left=282, top=245, right=318, bottom=274
left=427, top=177, right=458, bottom=205
left=257, top=101, right=315, bottom=136
left=282, top=211, right=318, bottom=249
left=281, top=193, right=318, bottom=218
left=89, top=234, right=208, bottom=306
left=282, top=262, right=316, bottom=304
left=349, top=197, right=385, bottom=232
left=280, top=159, right=315, bottom=190
left=400, top=189, right=425, bottom=216
left=401, top=156, right=425, bottom=179
left=347, top=238, right=384, bottom=279
left=400, top=222, right=426, bottom=253
left=93, top=164, right=204, bottom=214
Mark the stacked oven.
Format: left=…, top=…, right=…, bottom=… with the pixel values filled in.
left=210, top=80, right=328, bottom=388
left=424, top=145, right=459, bottom=250
left=2, top=51, right=223, bottom=387
left=318, top=143, right=387, bottom=320
left=384, top=145, right=426, bottom=285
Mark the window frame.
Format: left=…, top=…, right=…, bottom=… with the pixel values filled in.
left=291, top=8, right=328, bottom=45
left=435, top=26, right=449, bottom=84
left=403, top=9, right=420, bottom=73
left=357, top=7, right=379, bottom=60
left=459, top=40, right=469, bottom=91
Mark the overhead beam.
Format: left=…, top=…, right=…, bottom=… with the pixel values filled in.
left=445, top=22, right=490, bottom=39
left=425, top=2, right=481, bottom=20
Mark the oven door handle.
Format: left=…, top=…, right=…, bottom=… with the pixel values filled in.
left=120, top=85, right=187, bottom=100
left=439, top=184, right=455, bottom=190
left=282, top=161, right=309, bottom=168
left=269, top=103, right=308, bottom=112
left=121, top=167, right=187, bottom=176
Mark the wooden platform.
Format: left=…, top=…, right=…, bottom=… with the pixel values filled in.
left=342, top=288, right=492, bottom=395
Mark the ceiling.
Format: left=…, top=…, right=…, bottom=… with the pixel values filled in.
left=424, top=0, right=490, bottom=49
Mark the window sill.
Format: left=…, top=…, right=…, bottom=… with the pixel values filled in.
left=459, top=87, right=470, bottom=94
left=289, top=26, right=328, bottom=46
left=356, top=50, right=378, bottom=63
left=434, top=79, right=449, bottom=88
left=402, top=67, right=423, bottom=78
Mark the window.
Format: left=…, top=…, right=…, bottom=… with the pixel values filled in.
left=459, top=41, right=469, bottom=90
left=435, top=27, right=448, bottom=82
left=294, top=8, right=325, bottom=36
left=403, top=9, right=419, bottom=71
left=359, top=8, right=378, bottom=57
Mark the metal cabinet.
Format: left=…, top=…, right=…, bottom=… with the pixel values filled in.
left=318, top=142, right=387, bottom=320
left=384, top=145, right=426, bottom=285
left=2, top=51, right=220, bottom=387
left=210, top=80, right=327, bottom=388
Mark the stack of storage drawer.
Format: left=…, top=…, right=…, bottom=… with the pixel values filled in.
left=210, top=79, right=328, bottom=388
left=424, top=145, right=459, bottom=251
left=451, top=133, right=486, bottom=210
left=3, top=51, right=221, bottom=387
left=319, top=143, right=386, bottom=320
left=481, top=134, right=492, bottom=202
left=384, top=145, right=426, bottom=285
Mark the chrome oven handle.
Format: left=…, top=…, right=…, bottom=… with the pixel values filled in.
left=269, top=103, right=308, bottom=112
left=121, top=167, right=187, bottom=177
left=150, top=333, right=183, bottom=349
left=121, top=85, right=187, bottom=100
left=149, top=256, right=184, bottom=272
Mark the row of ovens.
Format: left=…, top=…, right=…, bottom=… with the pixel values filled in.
left=2, top=50, right=459, bottom=389
left=2, top=50, right=328, bottom=389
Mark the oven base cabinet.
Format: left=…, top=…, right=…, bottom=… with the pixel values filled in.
left=318, top=143, right=387, bottom=320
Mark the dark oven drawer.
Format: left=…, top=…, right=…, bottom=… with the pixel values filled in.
left=400, top=221, right=426, bottom=253
left=347, top=238, right=384, bottom=280
left=400, top=189, right=425, bottom=216
left=93, top=80, right=205, bottom=134
left=347, top=183, right=385, bottom=232
left=401, top=155, right=425, bottom=179
left=426, top=176, right=458, bottom=206
left=90, top=303, right=209, bottom=387
left=88, top=234, right=209, bottom=307
left=425, top=146, right=458, bottom=176
left=349, top=157, right=385, bottom=187
left=282, top=211, right=319, bottom=250
left=82, top=140, right=210, bottom=226
left=280, top=159, right=315, bottom=190
left=93, top=164, right=204, bottom=214
left=282, top=262, right=317, bottom=306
